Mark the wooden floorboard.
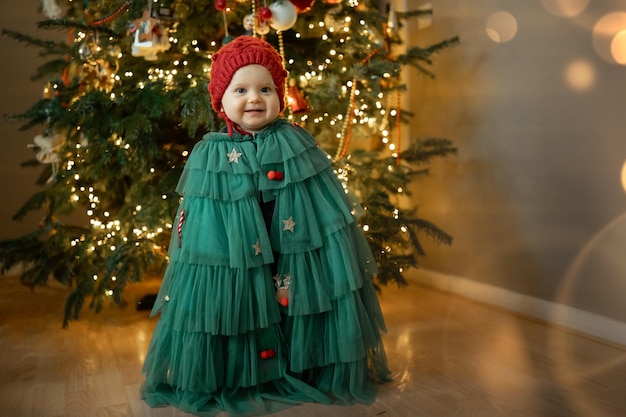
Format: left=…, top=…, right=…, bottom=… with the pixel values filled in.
left=1, top=274, right=625, bottom=417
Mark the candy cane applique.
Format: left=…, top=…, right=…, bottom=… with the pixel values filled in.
left=178, top=209, right=185, bottom=247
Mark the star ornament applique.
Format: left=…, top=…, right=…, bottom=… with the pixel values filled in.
left=227, top=148, right=243, bottom=164
left=252, top=239, right=262, bottom=256
left=282, top=216, right=296, bottom=233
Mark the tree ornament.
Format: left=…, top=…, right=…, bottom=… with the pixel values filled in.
left=243, top=14, right=255, bottom=34
left=42, top=0, right=62, bottom=18
left=324, top=5, right=344, bottom=32
left=268, top=1, right=298, bottom=31
left=288, top=78, right=308, bottom=113
left=78, top=41, right=93, bottom=61
left=386, top=3, right=399, bottom=38
left=322, top=0, right=341, bottom=3
left=130, top=9, right=170, bottom=61
left=257, top=19, right=271, bottom=35
left=289, top=0, right=315, bottom=13
left=29, top=132, right=66, bottom=184
left=80, top=58, right=117, bottom=92
left=214, top=0, right=228, bottom=11
left=259, top=7, right=272, bottom=21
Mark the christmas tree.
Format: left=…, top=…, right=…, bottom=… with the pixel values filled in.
left=1, top=0, right=458, bottom=326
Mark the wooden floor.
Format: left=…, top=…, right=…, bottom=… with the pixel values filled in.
left=1, top=275, right=625, bottom=417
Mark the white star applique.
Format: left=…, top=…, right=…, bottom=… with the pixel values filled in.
left=282, top=216, right=296, bottom=233
left=252, top=239, right=262, bottom=256
left=227, top=148, right=243, bottom=163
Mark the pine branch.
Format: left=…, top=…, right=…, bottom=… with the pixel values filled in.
left=37, top=18, right=121, bottom=38
left=1, top=28, right=60, bottom=49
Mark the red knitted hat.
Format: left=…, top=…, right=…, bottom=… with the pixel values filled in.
left=209, top=36, right=288, bottom=133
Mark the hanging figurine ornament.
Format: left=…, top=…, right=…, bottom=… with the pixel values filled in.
left=243, top=13, right=270, bottom=36
left=29, top=131, right=66, bottom=184
left=41, top=0, right=62, bottom=18
left=129, top=8, right=170, bottom=61
left=243, top=14, right=255, bottom=35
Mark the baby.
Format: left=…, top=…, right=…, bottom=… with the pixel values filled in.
left=141, top=36, right=390, bottom=417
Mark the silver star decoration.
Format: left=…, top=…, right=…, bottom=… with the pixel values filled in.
left=252, top=239, right=262, bottom=255
left=227, top=148, right=242, bottom=163
left=282, top=216, right=296, bottom=233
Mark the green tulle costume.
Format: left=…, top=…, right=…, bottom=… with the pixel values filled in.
left=141, top=119, right=390, bottom=416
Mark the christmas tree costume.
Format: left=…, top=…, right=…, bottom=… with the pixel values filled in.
left=141, top=118, right=390, bottom=416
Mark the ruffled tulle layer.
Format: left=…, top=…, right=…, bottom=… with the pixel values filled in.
left=142, top=119, right=390, bottom=416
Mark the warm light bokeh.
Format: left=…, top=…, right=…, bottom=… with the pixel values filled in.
left=564, top=59, right=596, bottom=91
left=540, top=0, right=590, bottom=17
left=592, top=12, right=626, bottom=65
left=485, top=11, right=518, bottom=43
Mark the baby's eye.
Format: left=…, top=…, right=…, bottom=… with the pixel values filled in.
left=235, top=88, right=246, bottom=94
left=261, top=86, right=273, bottom=93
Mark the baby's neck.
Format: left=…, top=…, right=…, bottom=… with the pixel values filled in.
left=233, top=121, right=274, bottom=135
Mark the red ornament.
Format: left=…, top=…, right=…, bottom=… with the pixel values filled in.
left=323, top=0, right=341, bottom=3
left=215, top=0, right=228, bottom=11
left=288, top=79, right=309, bottom=113
left=267, top=170, right=284, bottom=181
left=289, top=0, right=315, bottom=13
left=260, top=348, right=276, bottom=359
left=258, top=7, right=273, bottom=21
left=279, top=297, right=289, bottom=307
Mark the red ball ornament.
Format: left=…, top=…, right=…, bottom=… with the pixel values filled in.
left=279, top=297, right=289, bottom=307
left=259, top=7, right=273, bottom=21
left=267, top=170, right=277, bottom=180
left=260, top=350, right=269, bottom=359
left=266, top=348, right=276, bottom=358
left=274, top=171, right=284, bottom=181
left=289, top=0, right=315, bottom=13
left=215, top=0, right=228, bottom=11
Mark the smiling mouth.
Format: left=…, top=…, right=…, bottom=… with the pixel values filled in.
left=245, top=109, right=264, bottom=113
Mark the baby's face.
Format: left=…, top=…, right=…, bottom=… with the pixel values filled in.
left=221, top=64, right=280, bottom=133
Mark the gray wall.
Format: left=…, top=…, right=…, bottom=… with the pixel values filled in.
left=404, top=0, right=626, bottom=323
